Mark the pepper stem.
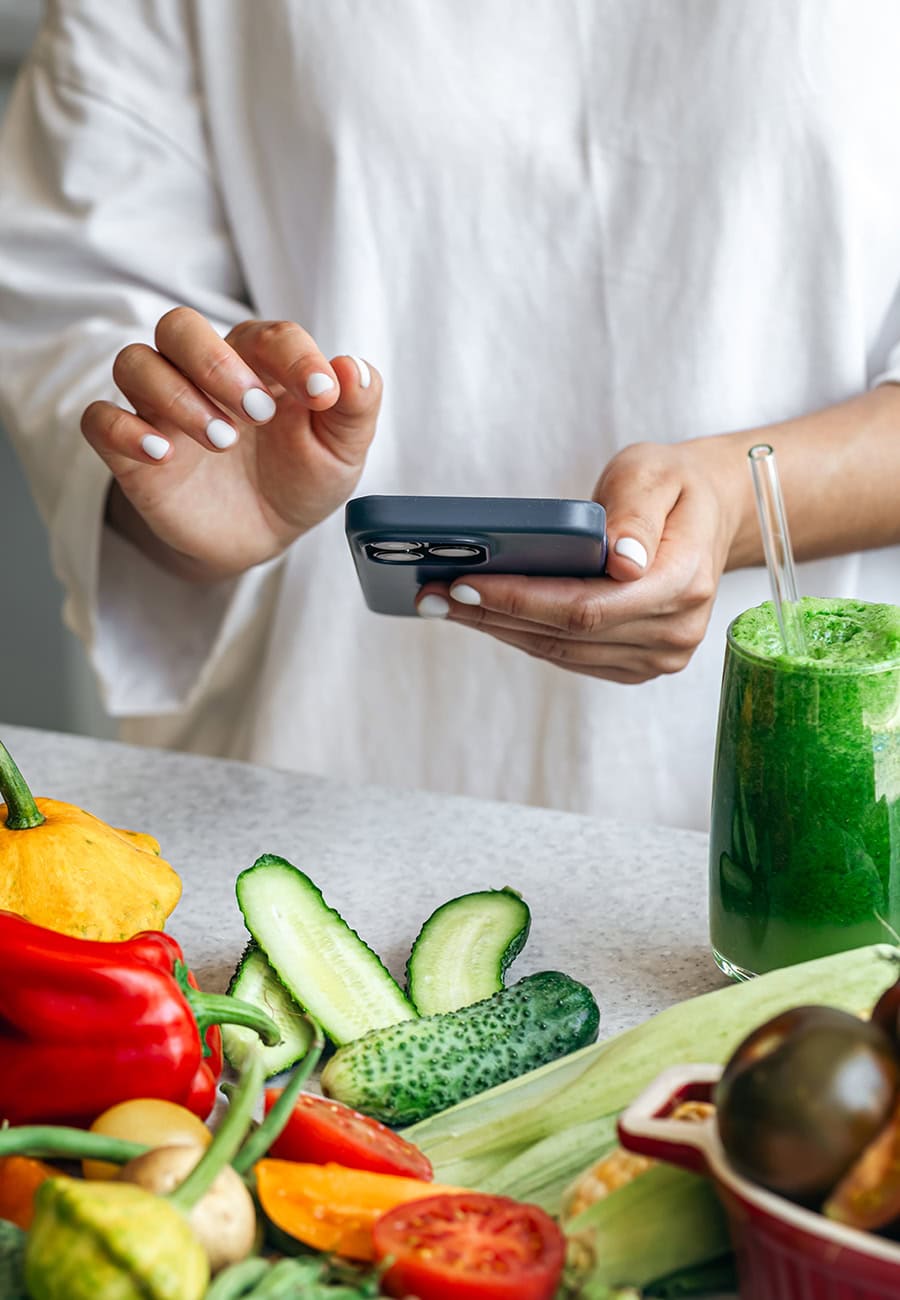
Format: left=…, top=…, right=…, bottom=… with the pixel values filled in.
left=169, top=1024, right=323, bottom=1211
left=0, top=740, right=45, bottom=830
left=0, top=1124, right=146, bottom=1164
left=176, top=963, right=283, bottom=1053
left=232, top=1018, right=323, bottom=1174
left=167, top=1047, right=265, bottom=1212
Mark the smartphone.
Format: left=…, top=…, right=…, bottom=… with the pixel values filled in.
left=345, top=495, right=608, bottom=616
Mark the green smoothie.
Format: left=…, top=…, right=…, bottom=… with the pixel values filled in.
left=709, top=595, right=900, bottom=978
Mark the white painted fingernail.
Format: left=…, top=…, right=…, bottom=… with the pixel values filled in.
left=306, top=372, right=336, bottom=398
left=242, top=388, right=277, bottom=421
left=206, top=417, right=238, bottom=449
left=614, top=537, right=648, bottom=569
left=417, top=595, right=450, bottom=619
left=348, top=355, right=371, bottom=389
left=141, top=434, right=170, bottom=461
left=450, top=584, right=481, bottom=606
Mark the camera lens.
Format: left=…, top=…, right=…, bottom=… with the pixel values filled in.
left=372, top=550, right=423, bottom=562
left=368, top=540, right=423, bottom=552
left=427, top=545, right=483, bottom=559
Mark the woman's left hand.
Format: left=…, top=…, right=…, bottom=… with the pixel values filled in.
left=415, top=439, right=746, bottom=683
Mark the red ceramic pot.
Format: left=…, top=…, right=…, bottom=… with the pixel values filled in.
left=617, top=1064, right=900, bottom=1300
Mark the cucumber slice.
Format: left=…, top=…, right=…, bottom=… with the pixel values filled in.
left=221, top=941, right=316, bottom=1078
left=406, top=887, right=531, bottom=1015
left=235, top=854, right=416, bottom=1046
left=321, top=970, right=600, bottom=1125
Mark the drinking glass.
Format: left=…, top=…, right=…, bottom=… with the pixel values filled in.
left=709, top=597, right=900, bottom=979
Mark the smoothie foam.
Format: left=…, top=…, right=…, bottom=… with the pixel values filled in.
left=730, top=596, right=900, bottom=671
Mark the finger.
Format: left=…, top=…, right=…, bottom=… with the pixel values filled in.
left=81, top=399, right=178, bottom=470
left=443, top=598, right=671, bottom=646
left=595, top=444, right=682, bottom=582
left=226, top=319, right=340, bottom=411
left=113, top=344, right=242, bottom=454
left=155, top=307, right=279, bottom=426
left=311, top=354, right=383, bottom=465
left=418, top=573, right=629, bottom=637
left=415, top=577, right=620, bottom=637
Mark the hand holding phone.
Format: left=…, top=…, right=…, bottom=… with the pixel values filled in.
left=345, top=495, right=608, bottom=616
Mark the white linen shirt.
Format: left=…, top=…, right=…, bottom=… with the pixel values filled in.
left=1, top=0, right=899, bottom=830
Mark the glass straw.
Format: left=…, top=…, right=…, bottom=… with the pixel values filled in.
left=748, top=444, right=806, bottom=656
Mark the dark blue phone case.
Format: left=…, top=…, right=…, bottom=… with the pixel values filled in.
left=345, top=495, right=608, bottom=616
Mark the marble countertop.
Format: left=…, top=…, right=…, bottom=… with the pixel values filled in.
left=1, top=722, right=727, bottom=1028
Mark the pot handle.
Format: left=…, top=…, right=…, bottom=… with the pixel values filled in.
left=616, top=1063, right=722, bottom=1177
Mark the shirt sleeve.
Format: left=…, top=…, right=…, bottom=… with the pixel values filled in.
left=0, top=0, right=281, bottom=718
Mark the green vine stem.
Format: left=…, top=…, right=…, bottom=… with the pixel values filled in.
left=0, top=740, right=45, bottom=830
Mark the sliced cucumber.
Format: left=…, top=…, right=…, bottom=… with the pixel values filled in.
left=235, top=854, right=416, bottom=1046
left=321, top=970, right=600, bottom=1125
left=406, top=887, right=531, bottom=1015
left=221, top=941, right=317, bottom=1078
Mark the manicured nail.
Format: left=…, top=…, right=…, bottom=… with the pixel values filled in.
left=450, top=584, right=481, bottom=606
left=306, top=372, right=336, bottom=398
left=141, top=434, right=170, bottom=461
left=614, top=537, right=648, bottom=569
left=242, top=388, right=277, bottom=421
left=206, top=417, right=238, bottom=449
left=348, top=355, right=371, bottom=389
left=417, top=595, right=450, bottom=619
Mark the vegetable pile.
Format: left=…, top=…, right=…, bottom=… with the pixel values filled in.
left=4, top=733, right=900, bottom=1298
left=2, top=903, right=898, bottom=1298
left=0, top=995, right=324, bottom=1299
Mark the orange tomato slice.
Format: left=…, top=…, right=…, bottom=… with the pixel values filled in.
left=254, top=1159, right=465, bottom=1260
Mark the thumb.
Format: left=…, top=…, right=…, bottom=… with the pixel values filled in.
left=312, top=354, right=383, bottom=464
left=594, top=445, right=683, bottom=582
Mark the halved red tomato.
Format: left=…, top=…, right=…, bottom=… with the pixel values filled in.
left=263, top=1089, right=433, bottom=1180
left=372, top=1191, right=566, bottom=1300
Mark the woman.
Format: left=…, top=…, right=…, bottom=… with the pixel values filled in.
left=0, top=0, right=898, bottom=828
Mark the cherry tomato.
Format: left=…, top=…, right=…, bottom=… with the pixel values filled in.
left=372, top=1192, right=566, bottom=1300
left=83, top=1098, right=212, bottom=1180
left=263, top=1089, right=433, bottom=1180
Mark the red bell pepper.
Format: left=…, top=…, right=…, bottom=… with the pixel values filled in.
left=0, top=910, right=281, bottom=1126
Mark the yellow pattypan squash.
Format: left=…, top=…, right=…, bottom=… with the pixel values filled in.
left=0, top=739, right=182, bottom=941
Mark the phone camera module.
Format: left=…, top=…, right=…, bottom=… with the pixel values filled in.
left=365, top=539, right=488, bottom=565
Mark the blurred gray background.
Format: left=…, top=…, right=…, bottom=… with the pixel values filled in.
left=0, top=0, right=112, bottom=736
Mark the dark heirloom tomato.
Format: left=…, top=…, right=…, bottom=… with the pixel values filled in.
left=372, top=1192, right=566, bottom=1300
left=715, top=1005, right=899, bottom=1202
left=263, top=1089, right=433, bottom=1180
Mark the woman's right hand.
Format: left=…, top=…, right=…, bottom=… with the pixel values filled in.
left=81, top=307, right=382, bottom=582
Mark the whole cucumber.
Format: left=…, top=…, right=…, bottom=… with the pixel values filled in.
left=320, top=970, right=600, bottom=1125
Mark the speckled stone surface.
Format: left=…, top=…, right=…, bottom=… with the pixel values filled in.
left=1, top=721, right=728, bottom=1033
